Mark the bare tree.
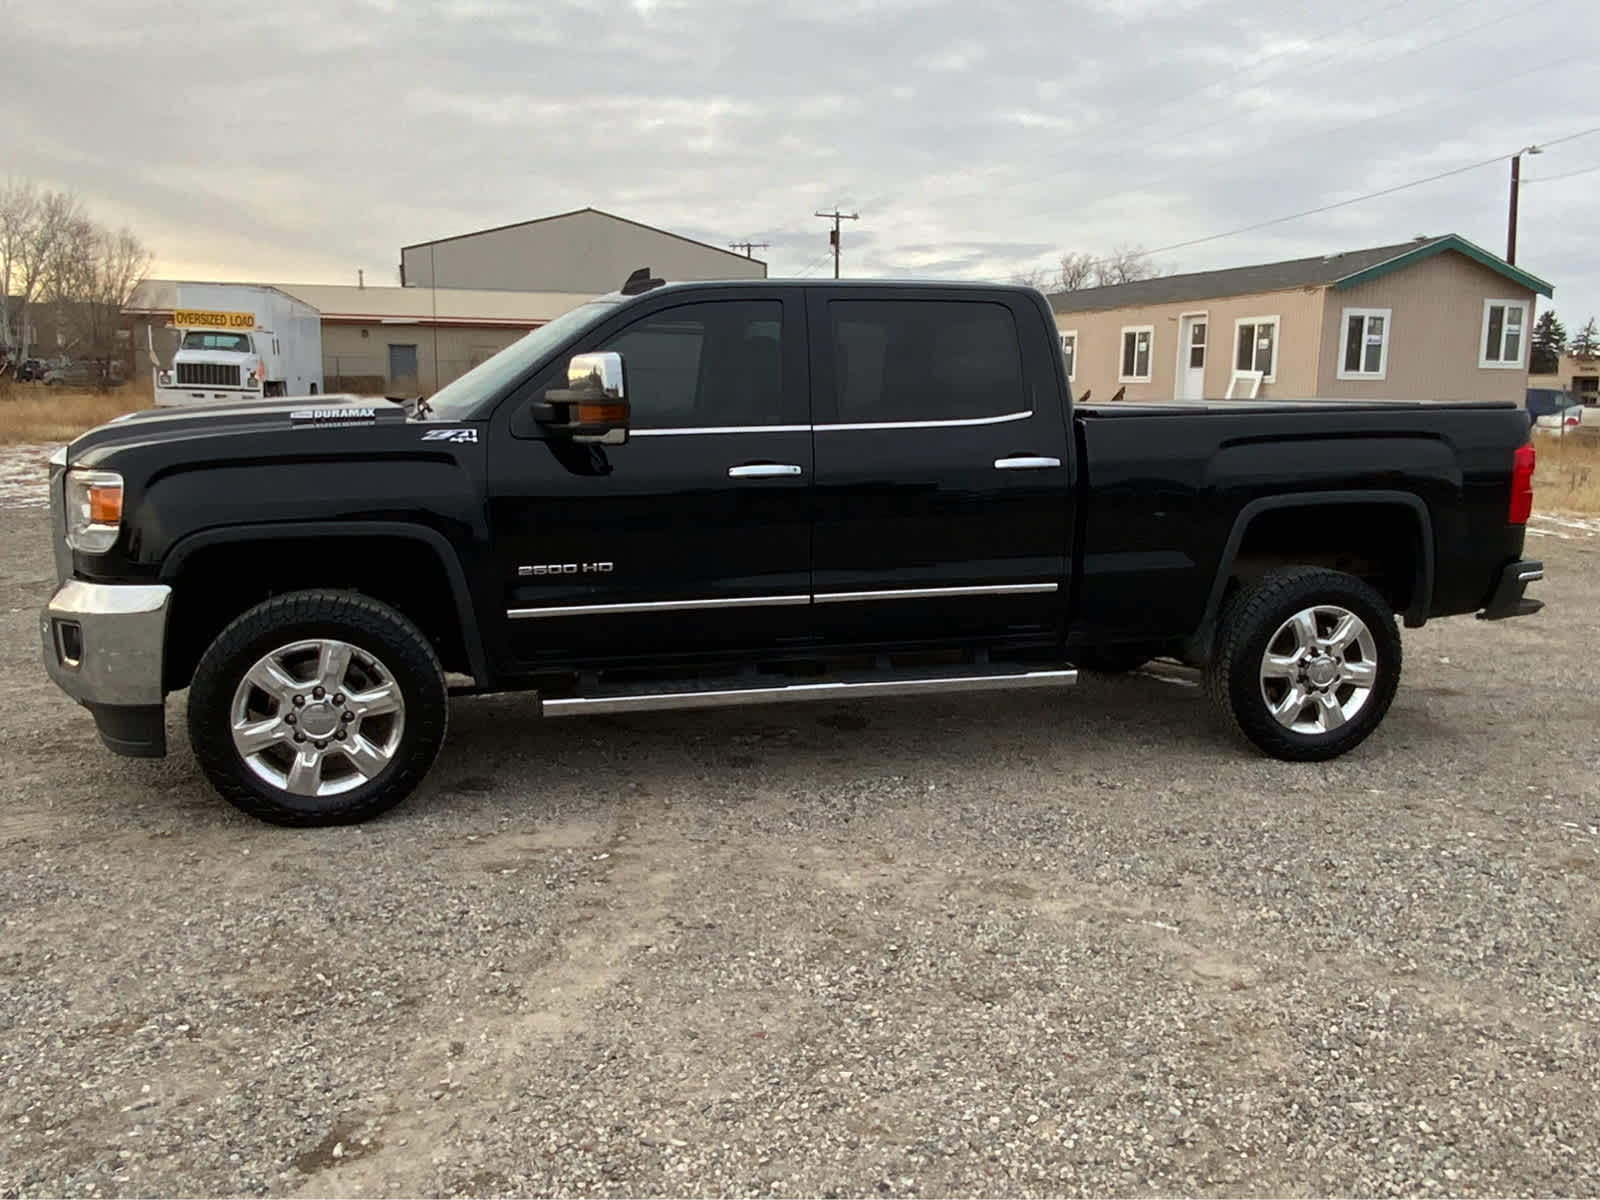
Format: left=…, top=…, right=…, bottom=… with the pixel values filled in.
left=48, top=221, right=152, bottom=388
left=1056, top=251, right=1099, bottom=291
left=1091, top=244, right=1161, bottom=287
left=1017, top=246, right=1165, bottom=294
left=0, top=179, right=40, bottom=361
left=1009, top=266, right=1055, bottom=290
left=12, top=188, right=82, bottom=364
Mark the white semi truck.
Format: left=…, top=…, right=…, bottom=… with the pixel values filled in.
left=153, top=284, right=322, bottom=406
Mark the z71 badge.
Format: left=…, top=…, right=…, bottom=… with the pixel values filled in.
left=421, top=428, right=479, bottom=443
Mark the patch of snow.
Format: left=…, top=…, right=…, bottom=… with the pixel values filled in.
left=0, top=443, right=58, bottom=509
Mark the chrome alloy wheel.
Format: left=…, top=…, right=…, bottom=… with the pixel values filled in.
left=229, top=639, right=405, bottom=796
left=1257, top=604, right=1379, bottom=735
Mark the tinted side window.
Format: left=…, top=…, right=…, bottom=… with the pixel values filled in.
left=603, top=300, right=785, bottom=429
left=828, top=299, right=1025, bottom=424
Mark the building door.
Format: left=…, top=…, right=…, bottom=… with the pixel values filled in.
left=1177, top=315, right=1207, bottom=400
left=387, top=343, right=419, bottom=393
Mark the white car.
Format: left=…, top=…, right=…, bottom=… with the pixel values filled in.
left=1533, top=403, right=1587, bottom=430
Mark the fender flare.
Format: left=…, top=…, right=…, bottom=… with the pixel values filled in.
left=1199, top=490, right=1435, bottom=641
left=160, top=520, right=490, bottom=685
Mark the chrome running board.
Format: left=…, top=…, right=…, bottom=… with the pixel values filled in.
left=539, top=666, right=1078, bottom=718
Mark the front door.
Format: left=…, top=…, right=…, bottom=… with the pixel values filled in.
left=1177, top=316, right=1207, bottom=400
left=806, top=288, right=1073, bottom=650
left=486, top=291, right=813, bottom=671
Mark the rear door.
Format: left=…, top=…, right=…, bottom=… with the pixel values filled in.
left=806, top=288, right=1073, bottom=649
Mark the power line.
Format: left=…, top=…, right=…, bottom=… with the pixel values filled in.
left=1524, top=162, right=1600, bottom=184
left=1016, top=124, right=1600, bottom=282
left=728, top=240, right=769, bottom=258
left=791, top=252, right=835, bottom=279
left=1536, top=126, right=1600, bottom=151
left=1130, top=125, right=1600, bottom=263
left=1072, top=43, right=1592, bottom=221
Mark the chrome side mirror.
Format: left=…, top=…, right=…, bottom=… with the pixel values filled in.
left=533, top=351, right=629, bottom=445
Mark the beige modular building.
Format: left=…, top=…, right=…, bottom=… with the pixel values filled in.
left=401, top=207, right=767, bottom=294
left=1050, top=235, right=1553, bottom=405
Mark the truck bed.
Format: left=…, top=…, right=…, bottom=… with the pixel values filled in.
left=1070, top=399, right=1532, bottom=650
left=1078, top=398, right=1519, bottom=418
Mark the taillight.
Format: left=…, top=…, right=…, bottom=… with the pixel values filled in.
left=1509, top=442, right=1535, bottom=525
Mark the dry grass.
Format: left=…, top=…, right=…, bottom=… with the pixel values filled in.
left=0, top=383, right=152, bottom=445
left=1533, top=429, right=1600, bottom=514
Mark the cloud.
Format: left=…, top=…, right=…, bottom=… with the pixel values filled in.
left=8, top=0, right=1597, bottom=319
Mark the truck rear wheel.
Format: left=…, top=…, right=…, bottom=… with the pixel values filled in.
left=1205, top=567, right=1400, bottom=762
left=187, top=590, right=448, bottom=826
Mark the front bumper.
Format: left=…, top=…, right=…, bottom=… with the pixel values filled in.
left=1478, top=559, right=1544, bottom=621
left=41, top=580, right=171, bottom=757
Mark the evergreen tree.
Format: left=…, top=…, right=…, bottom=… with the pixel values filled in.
left=1571, top=318, right=1600, bottom=364
left=1531, top=310, right=1567, bottom=374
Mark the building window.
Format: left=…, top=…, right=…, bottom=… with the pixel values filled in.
left=1059, top=330, right=1076, bottom=380
left=1120, top=326, right=1153, bottom=382
left=1481, top=299, right=1528, bottom=368
left=1338, top=307, right=1391, bottom=380
left=1234, top=317, right=1279, bottom=382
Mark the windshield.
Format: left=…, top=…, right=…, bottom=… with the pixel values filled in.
left=426, top=299, right=623, bottom=419
left=181, top=331, right=252, bottom=353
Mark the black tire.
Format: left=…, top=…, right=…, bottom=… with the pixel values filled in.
left=1205, top=567, right=1401, bottom=762
left=187, top=590, right=447, bottom=826
left=1075, top=648, right=1151, bottom=675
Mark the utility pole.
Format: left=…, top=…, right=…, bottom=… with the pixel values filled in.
left=1507, top=144, right=1542, bottom=265
left=814, top=209, right=859, bottom=279
left=728, top=241, right=769, bottom=259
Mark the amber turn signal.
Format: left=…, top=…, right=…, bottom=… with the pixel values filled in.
left=87, top=484, right=123, bottom=526
left=576, top=403, right=628, bottom=425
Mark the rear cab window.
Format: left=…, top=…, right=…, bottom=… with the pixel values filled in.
left=820, top=298, right=1029, bottom=426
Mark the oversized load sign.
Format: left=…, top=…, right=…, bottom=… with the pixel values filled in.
left=170, top=309, right=258, bottom=330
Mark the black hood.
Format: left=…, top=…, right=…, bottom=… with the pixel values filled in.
left=68, top=396, right=411, bottom=466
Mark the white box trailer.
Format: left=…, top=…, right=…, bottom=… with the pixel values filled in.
left=153, top=284, right=322, bottom=406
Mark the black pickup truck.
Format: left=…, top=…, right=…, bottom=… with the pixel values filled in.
left=41, top=276, right=1544, bottom=826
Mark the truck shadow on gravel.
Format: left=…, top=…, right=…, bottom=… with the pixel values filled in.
left=414, top=671, right=1236, bottom=818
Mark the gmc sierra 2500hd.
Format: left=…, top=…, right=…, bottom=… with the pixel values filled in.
left=42, top=274, right=1544, bottom=826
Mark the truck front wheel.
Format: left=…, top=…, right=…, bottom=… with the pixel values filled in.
left=187, top=590, right=448, bottom=826
left=1206, top=567, right=1401, bottom=762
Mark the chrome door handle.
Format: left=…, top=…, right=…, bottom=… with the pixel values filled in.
left=728, top=464, right=803, bottom=478
left=994, top=455, right=1062, bottom=470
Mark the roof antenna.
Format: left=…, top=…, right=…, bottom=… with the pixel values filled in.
left=621, top=267, right=666, bottom=296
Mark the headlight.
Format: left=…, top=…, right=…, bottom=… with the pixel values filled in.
left=245, top=373, right=260, bottom=388
left=157, top=370, right=171, bottom=386
left=65, top=469, right=123, bottom=553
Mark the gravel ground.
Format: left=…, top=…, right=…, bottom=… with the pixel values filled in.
left=1, top=504, right=1597, bottom=1198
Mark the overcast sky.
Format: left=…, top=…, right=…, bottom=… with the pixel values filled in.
left=7, top=0, right=1599, bottom=324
